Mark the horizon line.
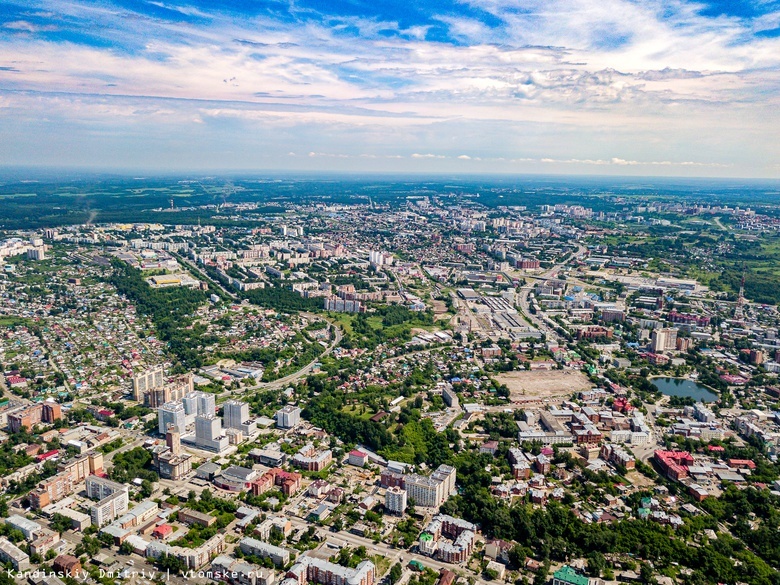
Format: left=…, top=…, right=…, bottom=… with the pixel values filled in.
left=1, top=165, right=779, bottom=183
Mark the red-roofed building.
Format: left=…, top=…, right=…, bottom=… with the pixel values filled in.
left=720, top=374, right=748, bottom=385
left=480, top=441, right=499, bottom=455
left=727, top=459, right=756, bottom=470
left=53, top=555, right=81, bottom=576
left=646, top=353, right=669, bottom=365
left=612, top=397, right=634, bottom=414
left=668, top=311, right=710, bottom=327
left=36, top=450, right=59, bottom=462
left=153, top=524, right=173, bottom=539
left=96, top=409, right=114, bottom=422
left=348, top=450, right=369, bottom=467
left=654, top=450, right=694, bottom=481
left=6, top=375, right=27, bottom=387
left=251, top=468, right=302, bottom=497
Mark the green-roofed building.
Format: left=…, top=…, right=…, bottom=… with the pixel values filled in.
left=553, top=566, right=594, bottom=585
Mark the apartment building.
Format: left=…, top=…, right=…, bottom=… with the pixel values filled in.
left=158, top=401, right=187, bottom=435
left=251, top=468, right=302, bottom=497
left=132, top=366, right=165, bottom=401
left=239, top=538, right=290, bottom=567
left=283, top=557, right=375, bottom=585
left=195, top=414, right=229, bottom=452
left=8, top=401, right=62, bottom=433
left=291, top=443, right=332, bottom=472
left=86, top=476, right=130, bottom=527
left=275, top=405, right=301, bottom=429
left=0, top=537, right=30, bottom=571
left=224, top=400, right=256, bottom=435
left=384, top=487, right=407, bottom=515
left=404, top=464, right=456, bottom=508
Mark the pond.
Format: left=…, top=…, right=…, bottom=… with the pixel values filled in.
left=651, top=377, right=718, bottom=402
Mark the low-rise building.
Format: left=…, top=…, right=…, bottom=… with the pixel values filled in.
left=179, top=508, right=217, bottom=528
left=53, top=555, right=82, bottom=577
left=553, top=566, right=599, bottom=585
left=211, top=555, right=274, bottom=585
left=0, top=537, right=30, bottom=570
left=239, top=537, right=291, bottom=567
left=6, top=514, right=42, bottom=540
left=292, top=444, right=333, bottom=472
left=251, top=468, right=302, bottom=497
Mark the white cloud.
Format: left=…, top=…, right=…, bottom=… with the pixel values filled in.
left=537, top=156, right=731, bottom=167
left=0, top=0, right=776, bottom=175
left=3, top=20, right=59, bottom=33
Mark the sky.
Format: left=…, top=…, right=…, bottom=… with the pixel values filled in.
left=0, top=0, right=779, bottom=177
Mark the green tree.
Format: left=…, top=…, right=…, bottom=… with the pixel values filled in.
left=389, top=563, right=403, bottom=585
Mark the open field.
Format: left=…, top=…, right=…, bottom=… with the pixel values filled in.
left=495, top=370, right=591, bottom=402
left=625, top=470, right=655, bottom=488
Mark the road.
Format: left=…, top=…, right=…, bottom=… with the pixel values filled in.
left=516, top=243, right=587, bottom=341
left=170, top=253, right=344, bottom=393
left=242, top=315, right=343, bottom=392
left=172, top=251, right=238, bottom=300
left=285, top=517, right=477, bottom=578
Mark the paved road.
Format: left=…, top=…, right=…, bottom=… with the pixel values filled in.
left=243, top=315, right=343, bottom=392
left=516, top=243, right=587, bottom=341
left=172, top=252, right=238, bottom=300
left=713, top=216, right=728, bottom=231
left=285, top=517, right=475, bottom=577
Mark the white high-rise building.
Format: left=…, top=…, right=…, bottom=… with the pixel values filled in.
left=195, top=415, right=229, bottom=452
left=27, top=246, right=45, bottom=261
left=369, top=250, right=393, bottom=267
left=197, top=392, right=216, bottom=418
left=224, top=400, right=248, bottom=429
left=385, top=487, right=407, bottom=515
left=432, top=464, right=457, bottom=497
left=158, top=401, right=186, bottom=435
left=404, top=464, right=456, bottom=508
left=405, top=475, right=442, bottom=508
left=183, top=391, right=216, bottom=425
left=223, top=400, right=256, bottom=435
left=182, top=392, right=197, bottom=425
left=182, top=392, right=198, bottom=416
left=275, top=405, right=301, bottom=429
left=85, top=476, right=130, bottom=527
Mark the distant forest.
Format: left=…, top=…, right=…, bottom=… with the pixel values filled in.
left=2, top=173, right=780, bottom=229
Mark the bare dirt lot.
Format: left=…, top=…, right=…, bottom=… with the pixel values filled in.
left=625, top=470, right=655, bottom=488
left=495, top=369, right=592, bottom=402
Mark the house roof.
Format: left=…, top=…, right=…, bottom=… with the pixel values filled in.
left=553, top=566, right=590, bottom=585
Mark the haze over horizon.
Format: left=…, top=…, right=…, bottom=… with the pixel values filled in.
left=1, top=0, right=779, bottom=178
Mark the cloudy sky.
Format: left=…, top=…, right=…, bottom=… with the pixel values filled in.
left=0, top=0, right=779, bottom=177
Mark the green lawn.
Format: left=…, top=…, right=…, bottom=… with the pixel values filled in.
left=371, top=554, right=391, bottom=577
left=340, top=404, right=377, bottom=420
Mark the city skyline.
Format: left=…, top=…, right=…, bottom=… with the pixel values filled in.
left=0, top=0, right=779, bottom=177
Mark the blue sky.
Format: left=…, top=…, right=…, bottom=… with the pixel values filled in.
left=0, top=0, right=779, bottom=176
